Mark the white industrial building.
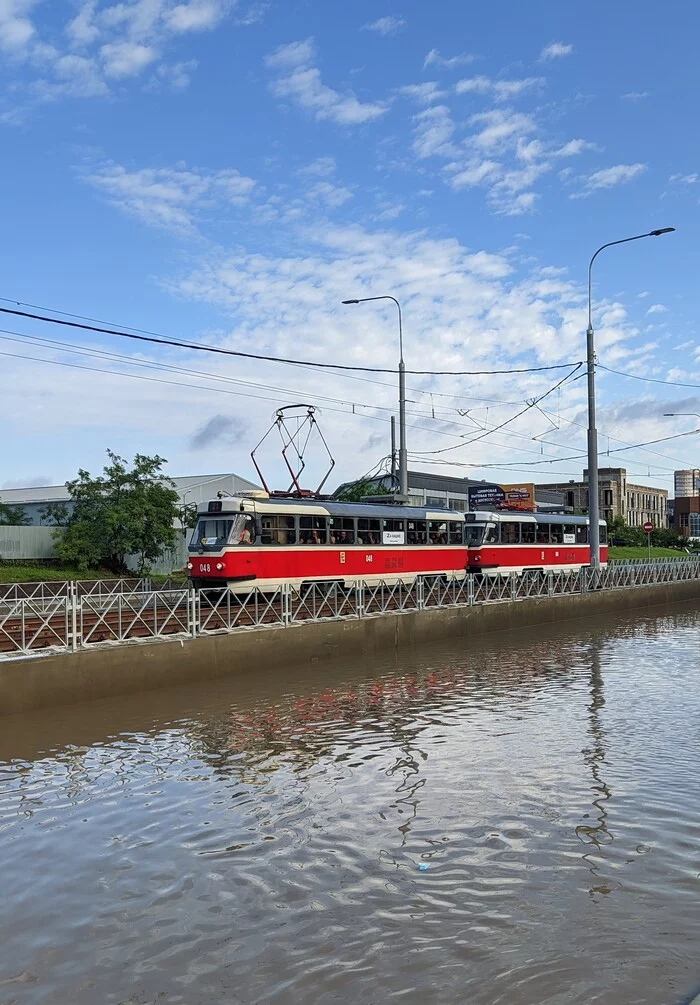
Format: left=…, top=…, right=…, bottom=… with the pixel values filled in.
left=0, top=473, right=261, bottom=527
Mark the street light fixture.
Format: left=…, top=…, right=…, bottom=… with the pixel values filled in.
left=587, top=227, right=675, bottom=569
left=663, top=412, right=700, bottom=538
left=342, top=295, right=408, bottom=498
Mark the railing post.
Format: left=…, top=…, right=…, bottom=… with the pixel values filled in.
left=580, top=566, right=588, bottom=593
left=416, top=576, right=425, bottom=611
left=282, top=583, right=292, bottom=626
left=467, top=574, right=474, bottom=607
left=355, top=582, right=365, bottom=619
left=547, top=570, right=554, bottom=597
left=70, top=590, right=79, bottom=652
left=510, top=572, right=517, bottom=602
left=189, top=587, right=198, bottom=638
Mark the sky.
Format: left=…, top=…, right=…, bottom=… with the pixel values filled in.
left=0, top=0, right=698, bottom=496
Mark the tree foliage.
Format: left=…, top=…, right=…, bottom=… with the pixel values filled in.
left=0, top=503, right=30, bottom=526
left=606, top=514, right=688, bottom=550
left=56, top=451, right=180, bottom=573
left=334, top=479, right=390, bottom=502
left=39, top=503, right=70, bottom=526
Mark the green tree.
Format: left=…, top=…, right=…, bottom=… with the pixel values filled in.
left=39, top=503, right=70, bottom=526
left=57, top=451, right=180, bottom=574
left=335, top=479, right=390, bottom=502
left=0, top=503, right=30, bottom=526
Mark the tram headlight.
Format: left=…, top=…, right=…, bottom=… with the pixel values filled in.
left=216, top=562, right=223, bottom=570
left=187, top=562, right=193, bottom=570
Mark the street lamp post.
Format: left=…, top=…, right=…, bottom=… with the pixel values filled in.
left=587, top=228, right=675, bottom=569
left=342, top=295, right=408, bottom=498
left=663, top=412, right=700, bottom=538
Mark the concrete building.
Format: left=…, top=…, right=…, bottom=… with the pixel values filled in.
left=335, top=469, right=567, bottom=513
left=537, top=468, right=668, bottom=528
left=674, top=469, right=700, bottom=498
left=0, top=473, right=261, bottom=527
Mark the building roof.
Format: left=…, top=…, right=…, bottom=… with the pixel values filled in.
left=0, top=472, right=261, bottom=507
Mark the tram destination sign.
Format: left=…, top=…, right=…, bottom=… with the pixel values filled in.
left=468, top=482, right=535, bottom=512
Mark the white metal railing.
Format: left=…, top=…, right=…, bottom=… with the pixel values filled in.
left=3, top=559, right=700, bottom=659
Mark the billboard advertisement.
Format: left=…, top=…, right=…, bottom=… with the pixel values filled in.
left=468, top=482, right=535, bottom=512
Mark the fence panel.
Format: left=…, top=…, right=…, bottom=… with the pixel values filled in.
left=0, top=597, right=70, bottom=655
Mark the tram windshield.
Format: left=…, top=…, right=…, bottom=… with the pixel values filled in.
left=190, top=514, right=254, bottom=549
left=464, top=524, right=485, bottom=546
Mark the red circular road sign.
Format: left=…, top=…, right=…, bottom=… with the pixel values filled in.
left=643, top=521, right=654, bottom=533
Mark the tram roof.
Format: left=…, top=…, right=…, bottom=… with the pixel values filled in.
left=201, top=495, right=465, bottom=521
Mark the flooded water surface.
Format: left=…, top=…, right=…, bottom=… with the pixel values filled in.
left=2, top=603, right=700, bottom=1004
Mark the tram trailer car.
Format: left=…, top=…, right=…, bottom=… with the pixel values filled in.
left=187, top=496, right=607, bottom=592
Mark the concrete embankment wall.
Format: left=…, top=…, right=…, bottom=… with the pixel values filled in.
left=3, top=579, right=700, bottom=717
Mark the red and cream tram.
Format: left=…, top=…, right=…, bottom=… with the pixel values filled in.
left=187, top=494, right=607, bottom=592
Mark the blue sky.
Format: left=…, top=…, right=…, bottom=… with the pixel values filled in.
left=0, top=0, right=698, bottom=494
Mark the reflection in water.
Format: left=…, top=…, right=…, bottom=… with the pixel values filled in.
left=576, top=641, right=614, bottom=897
left=1, top=602, right=700, bottom=1004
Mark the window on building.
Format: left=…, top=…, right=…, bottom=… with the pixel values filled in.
left=501, top=521, right=520, bottom=544
left=330, top=517, right=355, bottom=545
left=603, top=489, right=613, bottom=506
left=448, top=498, right=467, bottom=512
left=299, top=516, right=327, bottom=544
left=260, top=514, right=297, bottom=545
left=566, top=491, right=575, bottom=508
left=426, top=496, right=445, bottom=507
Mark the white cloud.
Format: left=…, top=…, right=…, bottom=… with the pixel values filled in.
left=412, top=104, right=458, bottom=159
left=423, top=48, right=476, bottom=70
left=151, top=58, right=198, bottom=90
left=572, top=162, right=646, bottom=197
left=398, top=81, right=446, bottom=105
left=0, top=0, right=36, bottom=52
left=647, top=303, right=668, bottom=315
left=83, top=161, right=257, bottom=233
left=468, top=108, right=536, bottom=151
left=165, top=1, right=225, bottom=32
left=362, top=16, right=405, bottom=35
left=298, top=156, right=336, bottom=177
left=65, top=2, right=100, bottom=46
left=669, top=173, right=698, bottom=184
left=306, top=181, right=353, bottom=208
left=539, top=41, right=573, bottom=60
left=553, top=138, right=596, bottom=157
left=455, top=75, right=545, bottom=102
left=100, top=40, right=157, bottom=77
left=621, top=91, right=649, bottom=101
left=266, top=37, right=388, bottom=126
left=637, top=291, right=649, bottom=298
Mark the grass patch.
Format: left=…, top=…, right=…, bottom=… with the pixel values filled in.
left=0, top=564, right=184, bottom=584
left=608, top=546, right=688, bottom=560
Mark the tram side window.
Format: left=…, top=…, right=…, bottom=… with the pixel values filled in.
left=407, top=520, right=427, bottom=544
left=330, top=517, right=355, bottom=545
left=501, top=521, right=519, bottom=544
left=563, top=524, right=577, bottom=544
left=536, top=524, right=550, bottom=544
left=358, top=518, right=381, bottom=545
left=600, top=525, right=608, bottom=544
left=260, top=515, right=296, bottom=545
left=429, top=521, right=448, bottom=545
left=550, top=524, right=564, bottom=544
left=448, top=522, right=463, bottom=545
left=576, top=525, right=588, bottom=544
left=299, top=516, right=328, bottom=544
left=521, top=524, right=536, bottom=544
left=484, top=524, right=498, bottom=545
